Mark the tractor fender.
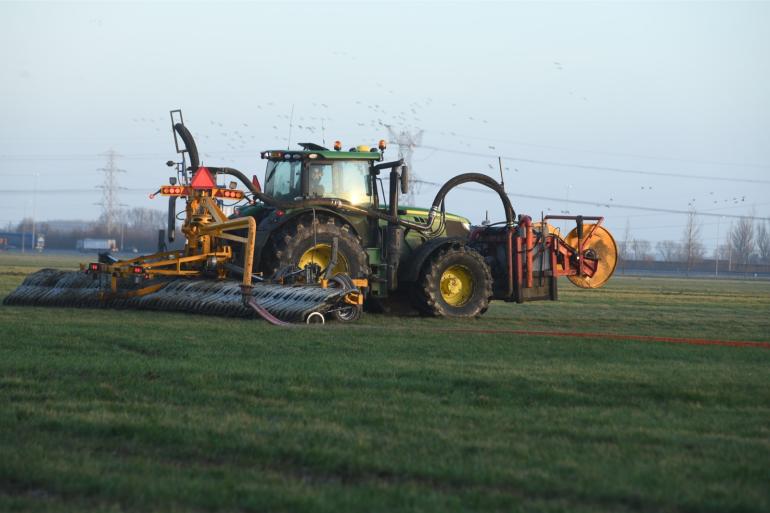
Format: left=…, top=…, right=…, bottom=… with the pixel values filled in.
left=400, top=236, right=469, bottom=283
left=252, top=207, right=362, bottom=270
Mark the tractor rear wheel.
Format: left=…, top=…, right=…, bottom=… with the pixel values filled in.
left=263, top=213, right=369, bottom=281
left=415, top=244, right=492, bottom=317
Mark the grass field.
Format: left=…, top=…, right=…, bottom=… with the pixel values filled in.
left=1, top=252, right=769, bottom=512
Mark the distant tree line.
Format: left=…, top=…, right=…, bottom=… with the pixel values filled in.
left=619, top=211, right=770, bottom=272
left=9, top=208, right=175, bottom=252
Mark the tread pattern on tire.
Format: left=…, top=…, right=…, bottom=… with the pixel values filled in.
left=416, top=244, right=492, bottom=318
left=263, top=213, right=369, bottom=279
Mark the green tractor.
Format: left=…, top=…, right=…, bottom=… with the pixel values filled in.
left=236, top=140, right=495, bottom=318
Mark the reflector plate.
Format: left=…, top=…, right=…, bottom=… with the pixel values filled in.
left=190, top=167, right=216, bottom=189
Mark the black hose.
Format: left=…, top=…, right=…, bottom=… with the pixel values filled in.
left=167, top=196, right=176, bottom=242
left=208, top=166, right=350, bottom=209
left=431, top=172, right=515, bottom=224
left=208, top=167, right=515, bottom=232
left=173, top=123, right=199, bottom=171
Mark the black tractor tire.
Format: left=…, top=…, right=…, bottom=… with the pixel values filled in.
left=414, top=244, right=492, bottom=318
left=262, top=213, right=369, bottom=280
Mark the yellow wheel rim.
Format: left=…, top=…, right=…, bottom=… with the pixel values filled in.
left=440, top=265, right=474, bottom=307
left=564, top=224, right=618, bottom=289
left=298, top=244, right=349, bottom=277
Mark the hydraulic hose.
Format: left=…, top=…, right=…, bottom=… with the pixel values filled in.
left=167, top=196, right=176, bottom=242
left=173, top=123, right=199, bottom=172
left=430, top=173, right=515, bottom=225
left=209, top=166, right=515, bottom=233
left=171, top=124, right=513, bottom=233
left=208, top=166, right=348, bottom=209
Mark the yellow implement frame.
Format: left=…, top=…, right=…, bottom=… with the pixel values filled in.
left=86, top=192, right=257, bottom=296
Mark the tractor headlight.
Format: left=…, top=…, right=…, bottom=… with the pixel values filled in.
left=462, top=222, right=471, bottom=232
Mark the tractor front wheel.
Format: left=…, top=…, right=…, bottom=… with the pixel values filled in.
left=415, top=244, right=492, bottom=317
left=263, top=213, right=369, bottom=281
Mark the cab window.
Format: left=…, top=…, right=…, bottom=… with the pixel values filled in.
left=264, top=160, right=301, bottom=200
left=308, top=160, right=371, bottom=205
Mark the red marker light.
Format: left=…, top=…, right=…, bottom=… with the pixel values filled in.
left=252, top=175, right=262, bottom=193
left=275, top=210, right=284, bottom=217
left=132, top=266, right=143, bottom=274
left=89, top=263, right=100, bottom=272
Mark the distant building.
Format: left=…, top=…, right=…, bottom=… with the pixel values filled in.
left=76, top=238, right=118, bottom=252
left=0, top=232, right=45, bottom=251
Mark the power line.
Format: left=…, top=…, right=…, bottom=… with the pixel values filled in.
left=0, top=153, right=164, bottom=162
left=413, top=179, right=770, bottom=221
left=431, top=130, right=770, bottom=170
left=3, top=144, right=767, bottom=185
left=417, top=145, right=770, bottom=184
left=0, top=188, right=150, bottom=194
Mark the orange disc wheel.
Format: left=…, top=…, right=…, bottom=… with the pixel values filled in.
left=564, top=224, right=617, bottom=289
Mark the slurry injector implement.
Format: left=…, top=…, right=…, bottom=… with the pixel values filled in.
left=4, top=110, right=617, bottom=324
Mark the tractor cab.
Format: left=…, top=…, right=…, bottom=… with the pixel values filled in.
left=260, top=142, right=384, bottom=207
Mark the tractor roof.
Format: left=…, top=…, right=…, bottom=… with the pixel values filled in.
left=261, top=143, right=383, bottom=161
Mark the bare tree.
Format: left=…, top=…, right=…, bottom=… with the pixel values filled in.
left=618, top=219, right=631, bottom=273
left=656, top=240, right=681, bottom=262
left=631, top=239, right=651, bottom=261
left=715, top=242, right=731, bottom=260
left=756, top=220, right=770, bottom=264
left=123, top=208, right=165, bottom=230
left=681, top=210, right=704, bottom=274
left=15, top=217, right=34, bottom=233
left=730, top=216, right=755, bottom=265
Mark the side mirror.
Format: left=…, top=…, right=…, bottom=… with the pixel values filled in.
left=400, top=165, right=409, bottom=195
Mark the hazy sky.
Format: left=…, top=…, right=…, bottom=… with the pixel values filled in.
left=1, top=1, right=768, bottom=251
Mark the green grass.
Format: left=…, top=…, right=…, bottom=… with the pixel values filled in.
left=1, top=253, right=769, bottom=512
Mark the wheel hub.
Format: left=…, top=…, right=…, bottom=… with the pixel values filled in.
left=440, top=265, right=473, bottom=306
left=298, top=244, right=349, bottom=278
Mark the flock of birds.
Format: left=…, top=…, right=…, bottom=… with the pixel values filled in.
left=127, top=89, right=755, bottom=216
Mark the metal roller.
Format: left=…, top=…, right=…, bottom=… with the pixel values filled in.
left=3, top=270, right=354, bottom=323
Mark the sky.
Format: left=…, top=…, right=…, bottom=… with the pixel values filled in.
left=1, top=0, right=768, bottom=254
